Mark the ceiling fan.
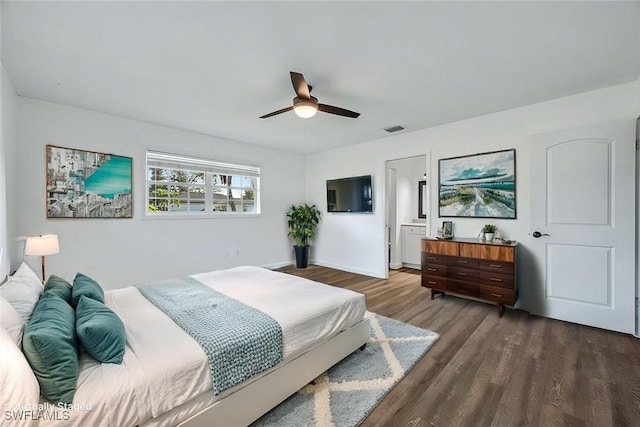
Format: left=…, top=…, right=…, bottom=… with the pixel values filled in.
left=260, top=71, right=360, bottom=119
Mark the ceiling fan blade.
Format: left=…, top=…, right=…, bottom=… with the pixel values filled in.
left=259, top=106, right=293, bottom=119
left=318, top=104, right=360, bottom=118
left=290, top=71, right=311, bottom=99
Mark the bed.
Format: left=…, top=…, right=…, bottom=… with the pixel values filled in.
left=0, top=265, right=369, bottom=427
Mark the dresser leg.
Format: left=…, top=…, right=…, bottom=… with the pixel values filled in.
left=498, top=304, right=505, bottom=317
left=430, top=289, right=445, bottom=299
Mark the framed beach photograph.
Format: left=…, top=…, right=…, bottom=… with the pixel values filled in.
left=439, top=149, right=516, bottom=219
left=46, top=145, right=133, bottom=218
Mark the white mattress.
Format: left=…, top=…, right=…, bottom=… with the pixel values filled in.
left=38, top=266, right=366, bottom=427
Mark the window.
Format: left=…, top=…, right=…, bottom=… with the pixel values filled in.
left=146, top=150, right=260, bottom=216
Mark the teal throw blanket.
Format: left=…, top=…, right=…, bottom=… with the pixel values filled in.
left=137, top=276, right=283, bottom=395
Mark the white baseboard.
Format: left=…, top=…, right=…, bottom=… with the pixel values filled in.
left=389, top=262, right=403, bottom=270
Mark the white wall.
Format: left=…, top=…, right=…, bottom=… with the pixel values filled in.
left=0, top=64, right=17, bottom=278
left=394, top=156, right=426, bottom=225
left=306, top=82, right=638, bottom=314
left=13, top=98, right=306, bottom=289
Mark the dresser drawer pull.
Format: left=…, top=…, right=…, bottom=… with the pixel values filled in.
left=457, top=260, right=468, bottom=264
left=427, top=256, right=437, bottom=260
left=457, top=272, right=468, bottom=276
left=490, top=293, right=503, bottom=297
left=489, top=264, right=502, bottom=268
left=489, top=277, right=503, bottom=282
left=428, top=281, right=437, bottom=285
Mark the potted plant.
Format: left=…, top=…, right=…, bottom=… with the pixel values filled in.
left=286, top=204, right=321, bottom=268
left=482, top=224, right=497, bottom=242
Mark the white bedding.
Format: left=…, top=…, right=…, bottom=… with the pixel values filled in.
left=39, top=266, right=366, bottom=427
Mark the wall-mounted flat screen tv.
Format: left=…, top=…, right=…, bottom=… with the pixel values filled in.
left=326, top=175, right=373, bottom=213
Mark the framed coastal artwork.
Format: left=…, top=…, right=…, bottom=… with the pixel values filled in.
left=46, top=145, right=133, bottom=218
left=438, top=149, right=516, bottom=219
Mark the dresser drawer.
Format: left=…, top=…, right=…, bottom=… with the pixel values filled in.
left=448, top=257, right=479, bottom=269
left=479, top=271, right=514, bottom=289
left=478, top=285, right=516, bottom=305
left=479, top=260, right=514, bottom=275
left=448, top=267, right=479, bottom=282
left=446, top=279, right=478, bottom=296
left=424, top=240, right=459, bottom=256
left=423, top=264, right=448, bottom=277
left=477, top=245, right=516, bottom=262
left=422, top=252, right=451, bottom=266
left=422, top=275, right=447, bottom=290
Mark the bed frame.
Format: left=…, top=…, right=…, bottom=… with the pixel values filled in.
left=176, top=318, right=371, bottom=427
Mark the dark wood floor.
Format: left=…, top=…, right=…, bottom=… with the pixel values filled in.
left=277, top=264, right=640, bottom=427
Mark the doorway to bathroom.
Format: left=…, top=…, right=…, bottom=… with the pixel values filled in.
left=385, top=154, right=428, bottom=273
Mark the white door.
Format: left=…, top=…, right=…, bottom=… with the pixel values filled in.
left=530, top=120, right=636, bottom=334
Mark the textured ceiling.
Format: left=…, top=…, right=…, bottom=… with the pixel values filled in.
left=2, top=1, right=639, bottom=154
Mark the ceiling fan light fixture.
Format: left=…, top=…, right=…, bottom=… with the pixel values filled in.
left=260, top=73, right=359, bottom=119
left=293, top=97, right=318, bottom=118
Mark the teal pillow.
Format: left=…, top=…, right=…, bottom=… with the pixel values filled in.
left=43, top=275, right=72, bottom=304
left=22, top=292, right=79, bottom=404
left=76, top=296, right=126, bottom=364
left=71, top=273, right=105, bottom=307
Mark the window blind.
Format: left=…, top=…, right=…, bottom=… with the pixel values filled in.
left=147, top=151, right=260, bottom=177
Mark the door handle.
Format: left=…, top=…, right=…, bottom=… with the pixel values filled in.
left=531, top=231, right=550, bottom=238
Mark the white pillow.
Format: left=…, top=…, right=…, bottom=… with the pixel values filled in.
left=13, top=262, right=42, bottom=283
left=0, top=264, right=44, bottom=322
left=0, top=295, right=25, bottom=346
left=0, top=325, right=40, bottom=426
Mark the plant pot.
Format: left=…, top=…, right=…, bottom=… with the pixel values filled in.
left=294, top=245, right=309, bottom=268
left=484, top=232, right=495, bottom=242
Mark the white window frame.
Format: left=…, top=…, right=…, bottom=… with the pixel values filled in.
left=145, top=150, right=260, bottom=218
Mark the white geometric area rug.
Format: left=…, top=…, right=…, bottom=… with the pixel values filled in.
left=252, top=313, right=439, bottom=427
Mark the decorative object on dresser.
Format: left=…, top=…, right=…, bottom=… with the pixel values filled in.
left=421, top=237, right=517, bottom=317
left=438, top=149, right=516, bottom=219
left=442, top=221, right=453, bottom=238
left=481, top=224, right=497, bottom=241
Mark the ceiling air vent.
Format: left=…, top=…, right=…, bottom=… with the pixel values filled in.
left=383, top=125, right=405, bottom=133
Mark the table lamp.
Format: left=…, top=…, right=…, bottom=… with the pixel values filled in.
left=24, top=234, right=60, bottom=282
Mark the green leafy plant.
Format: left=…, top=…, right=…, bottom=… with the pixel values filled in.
left=286, top=204, right=321, bottom=247
left=482, top=224, right=497, bottom=233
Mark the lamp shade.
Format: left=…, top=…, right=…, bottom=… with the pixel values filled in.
left=25, top=235, right=60, bottom=256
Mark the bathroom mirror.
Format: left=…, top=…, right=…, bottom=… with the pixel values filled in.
left=418, top=180, right=427, bottom=218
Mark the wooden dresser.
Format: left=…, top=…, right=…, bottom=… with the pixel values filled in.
left=421, top=237, right=518, bottom=316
